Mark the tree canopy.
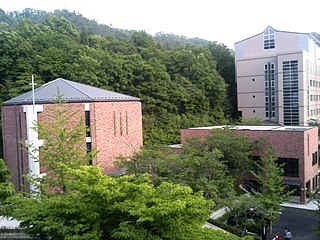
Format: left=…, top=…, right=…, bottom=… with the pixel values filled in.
left=0, top=158, right=15, bottom=202
left=0, top=8, right=236, bottom=155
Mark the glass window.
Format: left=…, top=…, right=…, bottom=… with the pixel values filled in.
left=265, top=62, right=276, bottom=119
left=264, top=27, right=275, bottom=49
left=85, top=111, right=91, bottom=137
left=278, top=158, right=299, bottom=177
left=283, top=60, right=299, bottom=125
left=312, top=151, right=318, bottom=166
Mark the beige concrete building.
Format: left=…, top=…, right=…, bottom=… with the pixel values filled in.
left=235, top=26, right=320, bottom=125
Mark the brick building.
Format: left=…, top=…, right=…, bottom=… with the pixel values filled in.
left=180, top=125, right=319, bottom=203
left=2, top=78, right=143, bottom=191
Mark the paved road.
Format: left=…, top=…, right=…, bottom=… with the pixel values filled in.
left=272, top=207, right=319, bottom=240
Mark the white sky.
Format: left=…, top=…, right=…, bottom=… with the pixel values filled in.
left=1, top=0, right=320, bottom=49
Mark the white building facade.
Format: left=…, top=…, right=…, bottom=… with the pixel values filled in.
left=235, top=26, right=320, bottom=125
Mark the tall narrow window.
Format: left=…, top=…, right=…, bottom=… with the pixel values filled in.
left=264, top=27, right=275, bottom=49
left=113, top=111, right=117, bottom=136
left=126, top=111, right=129, bottom=135
left=265, top=63, right=276, bottom=118
left=86, top=142, right=92, bottom=165
left=283, top=60, right=299, bottom=125
left=85, top=111, right=91, bottom=137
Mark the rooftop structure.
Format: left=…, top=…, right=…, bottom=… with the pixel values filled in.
left=3, top=78, right=140, bottom=105
left=235, top=26, right=320, bottom=126
left=180, top=125, right=319, bottom=204
left=2, top=78, right=143, bottom=191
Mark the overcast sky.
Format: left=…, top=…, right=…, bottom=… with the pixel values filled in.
left=1, top=0, right=320, bottom=49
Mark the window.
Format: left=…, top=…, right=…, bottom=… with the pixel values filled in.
left=283, top=60, right=299, bottom=125
left=86, top=142, right=92, bottom=165
left=312, top=151, right=318, bottom=166
left=264, top=27, right=275, bottom=49
left=278, top=158, right=299, bottom=177
left=85, top=111, right=91, bottom=137
left=265, top=63, right=276, bottom=118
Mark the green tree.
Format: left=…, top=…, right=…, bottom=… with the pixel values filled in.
left=186, top=128, right=257, bottom=184
left=31, top=92, right=94, bottom=193
left=117, top=145, right=235, bottom=202
left=251, top=146, right=290, bottom=237
left=1, top=166, right=251, bottom=240
left=0, top=158, right=15, bottom=202
left=0, top=8, right=233, bottom=150
left=208, top=42, right=236, bottom=117
left=224, top=194, right=267, bottom=236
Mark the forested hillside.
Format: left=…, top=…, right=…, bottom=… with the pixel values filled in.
left=0, top=8, right=236, bottom=149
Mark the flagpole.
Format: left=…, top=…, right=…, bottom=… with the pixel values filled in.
left=31, top=75, right=35, bottom=115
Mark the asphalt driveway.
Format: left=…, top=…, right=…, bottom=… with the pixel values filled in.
left=272, top=207, right=319, bottom=240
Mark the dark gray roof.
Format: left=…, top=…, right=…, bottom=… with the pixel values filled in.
left=3, top=78, right=140, bottom=105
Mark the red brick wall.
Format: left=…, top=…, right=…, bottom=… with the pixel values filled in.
left=91, top=101, right=143, bottom=173
left=37, top=103, right=87, bottom=173
left=2, top=105, right=28, bottom=191
left=181, top=129, right=212, bottom=144
left=303, top=129, right=319, bottom=190
left=180, top=127, right=319, bottom=191
left=38, top=101, right=143, bottom=173
left=2, top=100, right=143, bottom=190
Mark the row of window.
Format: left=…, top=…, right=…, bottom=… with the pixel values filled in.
left=309, top=80, right=320, bottom=88
left=309, top=95, right=320, bottom=101
left=283, top=60, right=299, bottom=125
left=266, top=111, right=276, bottom=118
left=250, top=156, right=299, bottom=177
left=305, top=60, right=320, bottom=75
left=265, top=63, right=276, bottom=118
left=278, top=158, right=299, bottom=177
left=308, top=108, right=320, bottom=117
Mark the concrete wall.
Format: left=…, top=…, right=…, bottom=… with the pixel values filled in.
left=235, top=27, right=320, bottom=125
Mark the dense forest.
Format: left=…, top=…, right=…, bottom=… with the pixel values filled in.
left=0, top=8, right=236, bottom=150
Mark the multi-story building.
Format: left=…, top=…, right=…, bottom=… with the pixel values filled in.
left=179, top=125, right=319, bottom=204
left=235, top=26, right=320, bottom=125
left=2, top=78, right=143, bottom=191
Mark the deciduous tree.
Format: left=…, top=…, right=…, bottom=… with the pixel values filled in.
left=0, top=158, right=15, bottom=202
